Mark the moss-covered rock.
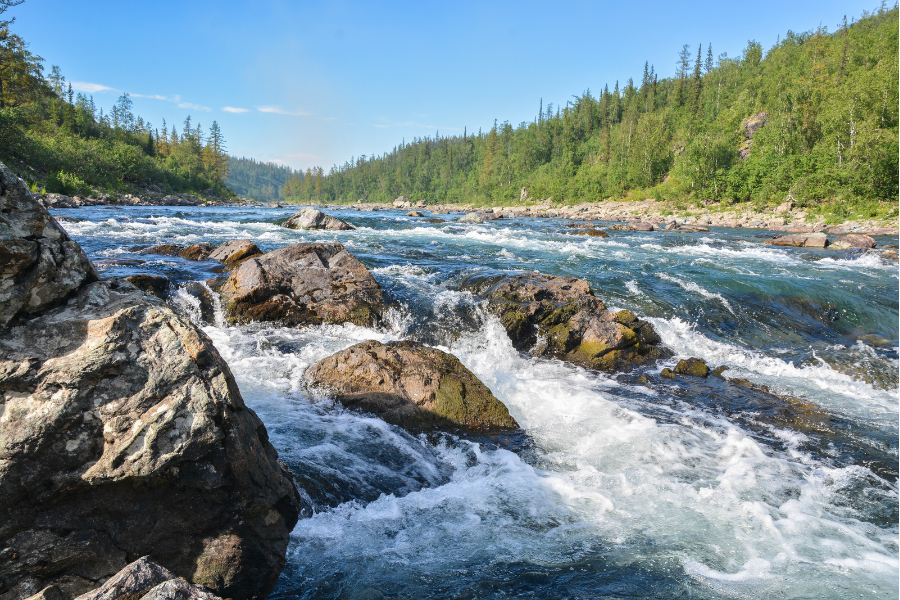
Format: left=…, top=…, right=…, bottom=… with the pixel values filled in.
left=674, top=357, right=710, bottom=377
left=305, top=340, right=518, bottom=433
left=459, top=271, right=667, bottom=372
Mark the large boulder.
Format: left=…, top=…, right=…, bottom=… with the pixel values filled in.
left=217, top=242, right=384, bottom=327
left=828, top=234, right=876, bottom=250
left=282, top=208, right=354, bottom=231
left=457, top=212, right=484, bottom=224
left=0, top=164, right=99, bottom=330
left=770, top=232, right=828, bottom=248
left=306, top=340, right=518, bottom=433
left=0, top=280, right=303, bottom=600
left=460, top=272, right=666, bottom=371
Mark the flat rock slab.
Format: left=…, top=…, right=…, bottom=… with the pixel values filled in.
left=207, top=239, right=261, bottom=264
left=217, top=242, right=385, bottom=327
left=282, top=208, right=354, bottom=230
left=0, top=280, right=302, bottom=600
left=460, top=272, right=666, bottom=371
left=0, top=163, right=99, bottom=329
left=306, top=340, right=518, bottom=433
left=771, top=232, right=827, bottom=248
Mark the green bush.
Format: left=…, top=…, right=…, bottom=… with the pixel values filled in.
left=45, top=170, right=92, bottom=196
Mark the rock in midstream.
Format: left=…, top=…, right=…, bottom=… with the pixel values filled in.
left=306, top=340, right=519, bottom=433
left=70, top=556, right=221, bottom=600
left=0, top=162, right=303, bottom=600
left=282, top=207, right=354, bottom=230
left=460, top=271, right=667, bottom=371
left=216, top=242, right=385, bottom=327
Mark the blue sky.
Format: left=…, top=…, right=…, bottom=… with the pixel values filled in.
left=13, top=0, right=881, bottom=171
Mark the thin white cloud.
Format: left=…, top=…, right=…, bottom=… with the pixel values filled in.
left=177, top=101, right=211, bottom=111
left=71, top=81, right=116, bottom=94
left=258, top=106, right=312, bottom=116
left=222, top=106, right=250, bottom=113
left=132, top=93, right=172, bottom=101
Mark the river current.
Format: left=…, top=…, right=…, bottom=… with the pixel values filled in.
left=54, top=205, right=898, bottom=599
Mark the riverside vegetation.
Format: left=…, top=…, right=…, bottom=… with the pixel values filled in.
left=278, top=6, right=898, bottom=225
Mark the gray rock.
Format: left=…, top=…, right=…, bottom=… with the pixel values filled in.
left=0, top=162, right=99, bottom=330
left=74, top=557, right=176, bottom=600
left=282, top=208, right=354, bottom=231
left=457, top=212, right=484, bottom=224
left=217, top=242, right=384, bottom=327
left=771, top=232, right=827, bottom=248
left=828, top=234, right=876, bottom=250
left=139, top=579, right=221, bottom=600
left=207, top=240, right=261, bottom=264
left=0, top=279, right=303, bottom=600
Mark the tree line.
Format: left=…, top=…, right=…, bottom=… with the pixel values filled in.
left=0, top=1, right=231, bottom=196
left=282, top=5, right=897, bottom=217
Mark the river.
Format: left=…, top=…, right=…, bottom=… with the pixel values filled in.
left=54, top=205, right=898, bottom=599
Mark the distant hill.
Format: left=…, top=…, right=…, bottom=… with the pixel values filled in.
left=281, top=7, right=898, bottom=222
left=225, top=156, right=299, bottom=202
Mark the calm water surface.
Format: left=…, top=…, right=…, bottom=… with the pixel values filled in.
left=55, top=205, right=899, bottom=600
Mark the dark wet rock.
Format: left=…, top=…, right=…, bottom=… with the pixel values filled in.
left=0, top=162, right=99, bottom=330
left=674, top=357, right=710, bottom=377
left=306, top=340, right=518, bottom=433
left=207, top=240, right=261, bottom=265
left=425, top=218, right=445, bottom=223
left=711, top=365, right=728, bottom=378
left=139, top=244, right=184, bottom=257
left=22, top=588, right=65, bottom=600
left=635, top=374, right=650, bottom=385
left=660, top=368, right=676, bottom=379
left=94, top=258, right=147, bottom=268
left=55, top=216, right=82, bottom=223
left=124, top=274, right=170, bottom=298
left=174, top=281, right=220, bottom=324
left=282, top=208, right=354, bottom=231
left=575, top=229, right=609, bottom=237
left=406, top=210, right=424, bottom=217
left=460, top=272, right=666, bottom=371
left=0, top=279, right=303, bottom=600
left=179, top=243, right=215, bottom=261
left=217, top=242, right=384, bottom=327
left=770, top=232, right=827, bottom=248
left=829, top=234, right=876, bottom=250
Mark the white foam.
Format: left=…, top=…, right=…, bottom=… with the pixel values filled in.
left=657, top=273, right=736, bottom=314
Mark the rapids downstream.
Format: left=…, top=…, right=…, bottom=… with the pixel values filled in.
left=54, top=205, right=898, bottom=599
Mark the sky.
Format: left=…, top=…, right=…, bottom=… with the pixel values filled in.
left=11, top=0, right=884, bottom=172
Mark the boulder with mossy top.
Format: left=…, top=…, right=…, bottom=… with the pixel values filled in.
left=459, top=271, right=666, bottom=371
left=575, top=229, right=609, bottom=237
left=216, top=242, right=385, bottom=327
left=282, top=207, right=354, bottom=231
left=673, top=357, right=710, bottom=377
left=305, top=340, right=518, bottom=433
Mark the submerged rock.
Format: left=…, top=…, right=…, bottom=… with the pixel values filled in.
left=217, top=242, right=385, bottom=327
left=460, top=272, right=666, bottom=371
left=425, top=218, right=445, bottom=223
left=406, top=210, right=424, bottom=217
left=306, top=340, right=518, bottom=433
left=282, top=208, right=354, bottom=231
left=575, top=229, right=609, bottom=237
left=0, top=163, right=99, bottom=329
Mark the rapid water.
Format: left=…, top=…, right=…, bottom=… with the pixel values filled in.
left=55, top=205, right=898, bottom=599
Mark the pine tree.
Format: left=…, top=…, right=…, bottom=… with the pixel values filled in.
left=705, top=43, right=713, bottom=75
left=690, top=43, right=703, bottom=115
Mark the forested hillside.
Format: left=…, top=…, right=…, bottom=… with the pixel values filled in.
left=225, top=156, right=298, bottom=202
left=283, top=6, right=898, bottom=217
left=0, top=2, right=231, bottom=196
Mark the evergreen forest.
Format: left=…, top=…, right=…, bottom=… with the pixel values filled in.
left=225, top=156, right=298, bottom=203
left=0, top=1, right=231, bottom=196
left=282, top=6, right=898, bottom=218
